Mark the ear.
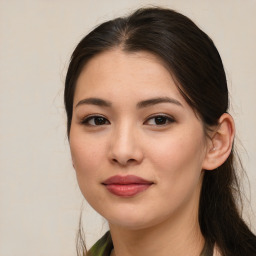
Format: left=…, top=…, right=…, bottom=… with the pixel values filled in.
left=202, top=113, right=235, bottom=171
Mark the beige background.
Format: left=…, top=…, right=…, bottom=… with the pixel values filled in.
left=0, top=0, right=255, bottom=255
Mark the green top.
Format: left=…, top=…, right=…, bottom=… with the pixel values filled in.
left=87, top=232, right=113, bottom=256
left=88, top=231, right=214, bottom=256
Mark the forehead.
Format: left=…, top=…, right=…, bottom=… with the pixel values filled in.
left=74, top=49, right=185, bottom=106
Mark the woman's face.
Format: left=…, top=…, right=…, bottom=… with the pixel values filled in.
left=70, top=49, right=210, bottom=230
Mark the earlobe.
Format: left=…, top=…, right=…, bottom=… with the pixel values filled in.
left=202, top=113, right=235, bottom=171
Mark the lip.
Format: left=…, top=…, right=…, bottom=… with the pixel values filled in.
left=102, top=175, right=153, bottom=197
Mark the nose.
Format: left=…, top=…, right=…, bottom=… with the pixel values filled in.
left=108, top=124, right=143, bottom=166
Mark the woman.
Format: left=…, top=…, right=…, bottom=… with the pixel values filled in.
left=64, top=7, right=256, bottom=256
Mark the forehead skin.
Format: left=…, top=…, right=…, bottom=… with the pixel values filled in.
left=74, top=49, right=188, bottom=111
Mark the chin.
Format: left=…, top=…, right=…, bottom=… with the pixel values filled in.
left=103, top=207, right=167, bottom=231
left=108, top=217, right=153, bottom=230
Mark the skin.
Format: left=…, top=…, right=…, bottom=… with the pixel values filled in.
left=69, top=49, right=234, bottom=256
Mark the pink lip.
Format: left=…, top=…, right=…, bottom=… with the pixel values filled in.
left=102, top=175, right=153, bottom=197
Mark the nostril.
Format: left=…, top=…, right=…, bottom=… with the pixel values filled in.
left=127, top=158, right=136, bottom=163
left=111, top=158, right=136, bottom=166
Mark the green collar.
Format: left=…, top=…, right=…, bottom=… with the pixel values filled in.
left=87, top=231, right=113, bottom=256
left=88, top=231, right=213, bottom=256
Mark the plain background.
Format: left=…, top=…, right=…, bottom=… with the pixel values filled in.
left=0, top=0, right=255, bottom=255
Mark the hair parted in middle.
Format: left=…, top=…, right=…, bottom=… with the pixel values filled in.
left=65, top=7, right=256, bottom=256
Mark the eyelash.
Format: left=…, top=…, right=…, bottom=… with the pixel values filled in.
left=144, top=114, right=175, bottom=126
left=81, top=114, right=175, bottom=127
left=81, top=115, right=110, bottom=126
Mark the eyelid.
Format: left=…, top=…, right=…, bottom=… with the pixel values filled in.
left=81, top=114, right=110, bottom=126
left=79, top=113, right=174, bottom=126
left=144, top=114, right=175, bottom=126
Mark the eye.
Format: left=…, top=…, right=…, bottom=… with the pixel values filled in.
left=81, top=115, right=110, bottom=126
left=144, top=115, right=175, bottom=126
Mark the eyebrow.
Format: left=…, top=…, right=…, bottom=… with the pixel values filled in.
left=137, top=97, right=183, bottom=108
left=75, top=98, right=112, bottom=108
left=75, top=96, right=183, bottom=108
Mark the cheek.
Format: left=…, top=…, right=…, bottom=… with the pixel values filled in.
left=70, top=136, right=108, bottom=206
left=148, top=134, right=205, bottom=217
left=149, top=129, right=206, bottom=187
left=71, top=141, right=96, bottom=170
left=69, top=129, right=106, bottom=185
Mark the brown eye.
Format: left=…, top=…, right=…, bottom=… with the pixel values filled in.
left=145, top=115, right=175, bottom=126
left=82, top=116, right=110, bottom=126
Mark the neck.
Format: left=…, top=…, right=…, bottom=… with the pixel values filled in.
left=109, top=195, right=204, bottom=256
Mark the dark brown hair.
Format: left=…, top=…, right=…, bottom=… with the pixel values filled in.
left=64, top=7, right=256, bottom=256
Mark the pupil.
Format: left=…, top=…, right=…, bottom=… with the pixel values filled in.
left=155, top=116, right=166, bottom=125
left=95, top=117, right=105, bottom=125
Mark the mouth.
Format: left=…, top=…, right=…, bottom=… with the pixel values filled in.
left=102, top=175, right=154, bottom=197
